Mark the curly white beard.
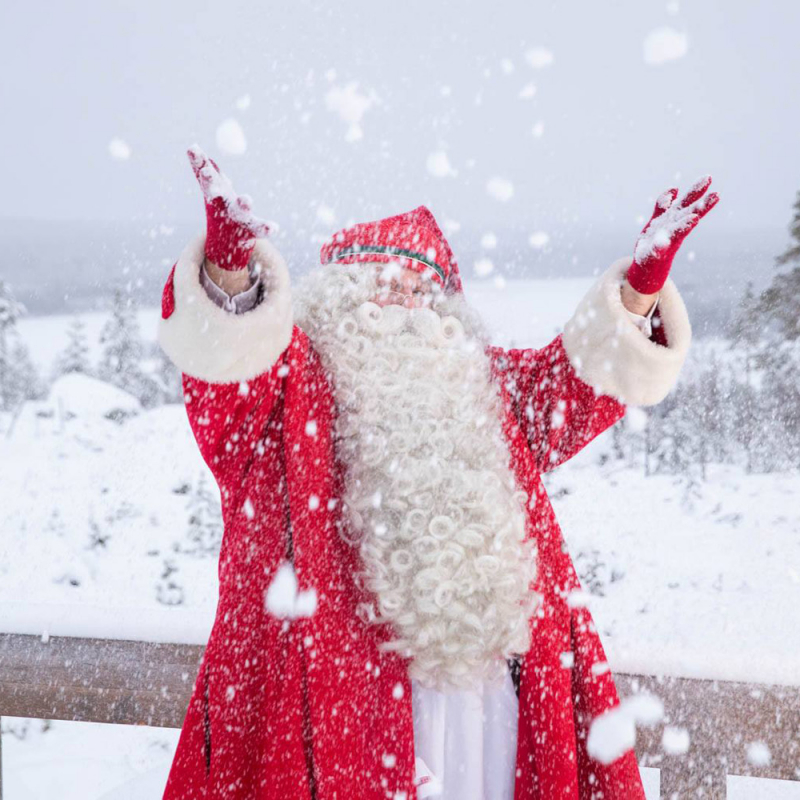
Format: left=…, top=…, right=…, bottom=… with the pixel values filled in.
left=295, top=264, right=538, bottom=691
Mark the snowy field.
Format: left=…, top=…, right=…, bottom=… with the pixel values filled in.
left=2, top=277, right=799, bottom=797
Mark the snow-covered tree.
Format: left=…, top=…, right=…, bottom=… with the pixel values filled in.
left=149, top=342, right=185, bottom=405
left=0, top=280, right=42, bottom=411
left=156, top=558, right=184, bottom=606
left=759, top=191, right=800, bottom=340
left=180, top=472, right=223, bottom=556
left=98, top=288, right=159, bottom=405
left=54, top=317, right=91, bottom=377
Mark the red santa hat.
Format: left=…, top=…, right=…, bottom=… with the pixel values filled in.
left=320, top=205, right=463, bottom=294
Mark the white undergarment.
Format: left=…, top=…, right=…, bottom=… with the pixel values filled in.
left=411, top=667, right=519, bottom=800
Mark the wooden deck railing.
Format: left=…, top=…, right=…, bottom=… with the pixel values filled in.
left=0, top=633, right=798, bottom=798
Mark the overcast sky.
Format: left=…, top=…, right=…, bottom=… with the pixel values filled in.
left=2, top=0, right=799, bottom=252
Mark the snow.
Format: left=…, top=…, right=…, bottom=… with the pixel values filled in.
left=316, top=204, right=336, bottom=225
left=486, top=177, right=514, bottom=202
left=531, top=121, right=545, bottom=138
left=518, top=83, right=537, bottom=99
left=587, top=692, right=663, bottom=765
left=662, top=725, right=690, bottom=755
left=107, top=138, right=131, bottom=161
left=325, top=82, right=376, bottom=142
left=265, top=562, right=317, bottom=619
left=215, top=118, right=247, bottom=155
left=426, top=150, right=457, bottom=178
left=1, top=718, right=178, bottom=800
left=747, top=741, right=772, bottom=767
left=480, top=232, right=497, bottom=250
left=235, top=93, right=251, bottom=111
left=643, top=27, right=689, bottom=66
left=524, top=47, right=554, bottom=69
left=634, top=179, right=711, bottom=263
left=528, top=231, right=549, bottom=249
left=48, top=373, right=141, bottom=420
left=473, top=258, right=494, bottom=277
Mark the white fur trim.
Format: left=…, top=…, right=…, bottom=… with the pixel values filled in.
left=157, top=235, right=293, bottom=383
left=562, top=257, right=691, bottom=406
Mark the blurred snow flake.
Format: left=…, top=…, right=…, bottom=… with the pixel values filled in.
left=486, top=177, right=514, bottom=202
left=625, top=406, right=648, bottom=433
left=500, top=58, right=514, bottom=74
left=235, top=94, right=251, bottom=111
left=265, top=561, right=317, bottom=619
left=662, top=726, right=690, bottom=755
left=426, top=150, right=457, bottom=178
left=474, top=258, right=494, bottom=277
left=216, top=118, right=247, bottom=155
left=519, top=83, right=537, bottom=99
left=316, top=204, right=336, bottom=226
left=587, top=692, right=664, bottom=764
left=481, top=232, right=497, bottom=250
left=528, top=231, right=550, bottom=249
left=643, top=27, right=688, bottom=65
left=567, top=589, right=591, bottom=609
left=525, top=47, right=554, bottom=69
left=531, top=121, right=545, bottom=138
left=242, top=497, right=255, bottom=520
left=108, top=138, right=131, bottom=161
left=746, top=741, right=771, bottom=766
left=443, top=219, right=461, bottom=235
left=325, top=82, right=377, bottom=142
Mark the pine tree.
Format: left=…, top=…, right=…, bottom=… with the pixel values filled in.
left=150, top=341, right=184, bottom=405
left=180, top=472, right=223, bottom=556
left=97, top=287, right=161, bottom=405
left=729, top=283, right=764, bottom=473
left=54, top=317, right=91, bottom=377
left=98, top=288, right=144, bottom=387
left=0, top=280, right=41, bottom=411
left=776, top=192, right=800, bottom=267
left=759, top=191, right=800, bottom=340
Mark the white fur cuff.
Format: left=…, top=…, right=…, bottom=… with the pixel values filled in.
left=157, top=235, right=293, bottom=384
left=562, top=257, right=691, bottom=406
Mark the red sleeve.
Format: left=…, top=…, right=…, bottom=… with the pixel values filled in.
left=180, top=328, right=302, bottom=501
left=490, top=334, right=625, bottom=473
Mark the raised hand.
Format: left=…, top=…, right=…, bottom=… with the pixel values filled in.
left=626, top=176, right=720, bottom=295
left=188, top=145, right=270, bottom=271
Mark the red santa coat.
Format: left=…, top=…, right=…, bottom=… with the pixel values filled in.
left=157, top=236, right=691, bottom=799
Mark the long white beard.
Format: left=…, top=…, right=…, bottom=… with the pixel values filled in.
left=295, top=265, right=538, bottom=691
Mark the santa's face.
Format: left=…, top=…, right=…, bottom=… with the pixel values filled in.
left=372, top=263, right=436, bottom=309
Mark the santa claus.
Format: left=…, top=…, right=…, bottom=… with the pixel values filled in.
left=157, top=146, right=717, bottom=799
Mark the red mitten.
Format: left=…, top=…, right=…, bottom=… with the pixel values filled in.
left=626, top=176, right=720, bottom=295
left=187, top=145, right=270, bottom=271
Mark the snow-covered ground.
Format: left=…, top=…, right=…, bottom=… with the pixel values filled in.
left=2, top=276, right=798, bottom=797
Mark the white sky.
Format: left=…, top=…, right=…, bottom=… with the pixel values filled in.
left=1, top=0, right=798, bottom=240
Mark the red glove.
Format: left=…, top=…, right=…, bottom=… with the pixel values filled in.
left=626, top=176, right=720, bottom=295
left=187, top=145, right=270, bottom=271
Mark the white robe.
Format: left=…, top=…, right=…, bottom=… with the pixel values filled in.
left=411, top=668, right=519, bottom=800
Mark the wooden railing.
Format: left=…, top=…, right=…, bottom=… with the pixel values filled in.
left=0, top=633, right=798, bottom=798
